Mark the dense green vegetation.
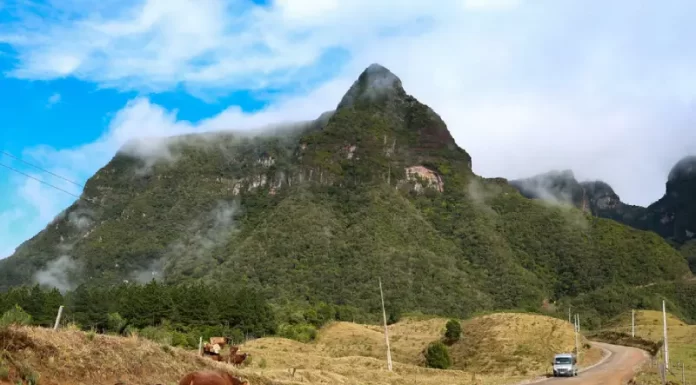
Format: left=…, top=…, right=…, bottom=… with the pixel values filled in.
left=0, top=64, right=692, bottom=329
left=0, top=282, right=368, bottom=348
left=681, top=240, right=696, bottom=272
left=557, top=279, right=696, bottom=330
left=425, top=341, right=452, bottom=369
left=510, top=159, right=696, bottom=275
left=444, top=319, right=462, bottom=344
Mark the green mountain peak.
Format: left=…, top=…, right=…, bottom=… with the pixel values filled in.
left=0, top=64, right=692, bottom=327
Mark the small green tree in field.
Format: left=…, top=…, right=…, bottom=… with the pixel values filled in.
left=425, top=341, right=452, bottom=369
left=0, top=305, right=32, bottom=327
left=444, top=319, right=462, bottom=343
left=106, top=312, right=127, bottom=334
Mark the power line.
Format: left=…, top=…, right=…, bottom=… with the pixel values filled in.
left=0, top=162, right=82, bottom=199
left=1, top=150, right=84, bottom=188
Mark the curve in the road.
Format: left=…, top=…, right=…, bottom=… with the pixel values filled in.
left=511, top=341, right=649, bottom=385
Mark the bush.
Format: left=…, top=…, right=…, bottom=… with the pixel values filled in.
left=444, top=319, right=462, bottom=343
left=0, top=305, right=32, bottom=327
left=425, top=341, right=452, bottom=369
left=106, top=313, right=127, bottom=334
left=387, top=309, right=401, bottom=325
left=277, top=323, right=317, bottom=343
left=139, top=326, right=173, bottom=345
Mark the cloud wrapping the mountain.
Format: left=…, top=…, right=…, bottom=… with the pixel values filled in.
left=1, top=0, right=696, bottom=258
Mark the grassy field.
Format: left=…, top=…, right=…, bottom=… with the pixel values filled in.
left=601, top=310, right=696, bottom=384
left=0, top=325, right=266, bottom=385
left=239, top=313, right=603, bottom=385
left=0, top=313, right=603, bottom=385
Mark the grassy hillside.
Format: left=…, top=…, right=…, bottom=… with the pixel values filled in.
left=0, top=63, right=691, bottom=325
left=0, top=313, right=603, bottom=385
left=600, top=310, right=696, bottom=385
left=0, top=325, right=266, bottom=385
left=239, top=313, right=603, bottom=384
left=449, top=313, right=602, bottom=375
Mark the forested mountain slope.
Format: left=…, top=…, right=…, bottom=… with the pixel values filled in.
left=510, top=157, right=696, bottom=273
left=0, top=64, right=691, bottom=322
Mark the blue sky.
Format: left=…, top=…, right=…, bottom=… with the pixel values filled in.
left=1, top=0, right=696, bottom=259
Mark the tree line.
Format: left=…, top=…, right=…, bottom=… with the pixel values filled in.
left=0, top=281, right=367, bottom=348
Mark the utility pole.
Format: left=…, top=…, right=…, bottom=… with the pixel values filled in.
left=574, top=314, right=579, bottom=357
left=632, top=309, right=635, bottom=338
left=53, top=305, right=64, bottom=331
left=663, top=300, right=669, bottom=370
left=681, top=361, right=686, bottom=385
left=379, top=277, right=393, bottom=372
left=568, top=307, right=571, bottom=324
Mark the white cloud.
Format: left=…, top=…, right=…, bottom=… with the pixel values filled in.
left=47, top=93, right=61, bottom=107
left=2, top=0, right=696, bottom=259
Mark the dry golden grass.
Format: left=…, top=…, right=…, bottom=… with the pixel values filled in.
left=448, top=313, right=601, bottom=376
left=602, top=310, right=696, bottom=385
left=241, top=335, right=530, bottom=385
left=315, top=317, right=447, bottom=365
left=0, top=326, right=264, bottom=385
left=0, top=312, right=606, bottom=385
left=239, top=313, right=604, bottom=385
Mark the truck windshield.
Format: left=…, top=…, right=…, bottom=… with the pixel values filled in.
left=555, top=357, right=572, bottom=364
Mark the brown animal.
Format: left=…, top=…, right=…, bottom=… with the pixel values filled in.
left=224, top=346, right=240, bottom=364
left=178, top=370, right=248, bottom=385
left=230, top=352, right=249, bottom=367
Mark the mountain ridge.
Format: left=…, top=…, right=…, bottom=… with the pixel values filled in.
left=0, top=63, right=692, bottom=326
left=509, top=158, right=696, bottom=273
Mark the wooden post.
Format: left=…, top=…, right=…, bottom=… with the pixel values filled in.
left=663, top=300, right=669, bottom=370
left=658, top=363, right=666, bottom=385
left=568, top=306, right=571, bottom=324
left=632, top=309, right=635, bottom=337
left=53, top=306, right=64, bottom=331
left=379, top=277, right=393, bottom=372
left=682, top=361, right=686, bottom=385
left=198, top=336, right=203, bottom=356
left=574, top=314, right=579, bottom=356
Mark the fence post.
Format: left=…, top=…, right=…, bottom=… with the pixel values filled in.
left=53, top=306, right=64, bottom=331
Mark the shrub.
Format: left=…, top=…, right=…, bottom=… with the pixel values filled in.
left=444, top=319, right=462, bottom=343
left=425, top=341, right=452, bottom=369
left=0, top=305, right=32, bottom=327
left=278, top=323, right=317, bottom=343
left=106, top=313, right=127, bottom=334
left=139, top=326, right=173, bottom=345
left=387, top=309, right=401, bottom=325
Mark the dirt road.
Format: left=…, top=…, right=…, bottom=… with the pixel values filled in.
left=518, top=342, right=649, bottom=385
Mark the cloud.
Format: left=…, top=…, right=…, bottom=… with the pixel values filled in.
left=1, top=0, right=696, bottom=260
left=33, top=255, right=82, bottom=293
left=0, top=0, right=468, bottom=94
left=47, top=93, right=61, bottom=107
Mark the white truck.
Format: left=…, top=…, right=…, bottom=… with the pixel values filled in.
left=552, top=353, right=578, bottom=377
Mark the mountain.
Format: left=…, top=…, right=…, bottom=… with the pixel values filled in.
left=508, top=171, right=646, bottom=226
left=509, top=157, right=696, bottom=273
left=0, top=64, right=691, bottom=323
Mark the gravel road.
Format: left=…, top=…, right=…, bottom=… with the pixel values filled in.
left=513, top=342, right=649, bottom=385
